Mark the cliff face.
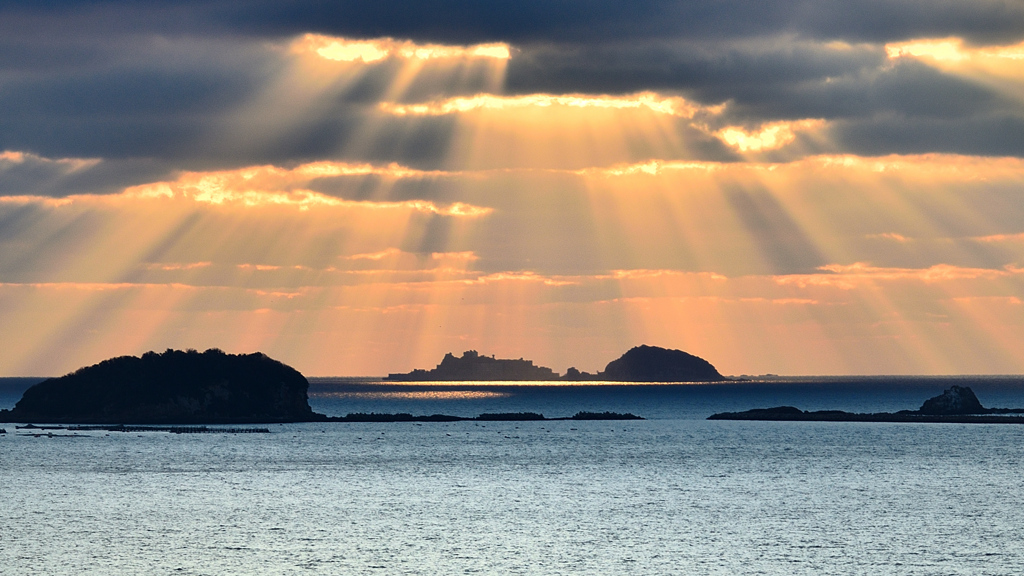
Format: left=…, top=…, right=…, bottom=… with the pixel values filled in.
left=387, top=350, right=559, bottom=381
left=598, top=345, right=725, bottom=382
left=3, top=349, right=316, bottom=424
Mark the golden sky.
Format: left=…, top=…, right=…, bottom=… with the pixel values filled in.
left=1, top=3, right=1023, bottom=375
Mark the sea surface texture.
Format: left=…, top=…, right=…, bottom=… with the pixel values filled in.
left=3, top=377, right=1024, bottom=575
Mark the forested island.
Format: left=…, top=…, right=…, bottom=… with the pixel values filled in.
left=708, top=385, right=1024, bottom=424
left=387, top=345, right=725, bottom=382
left=0, top=349, right=317, bottom=424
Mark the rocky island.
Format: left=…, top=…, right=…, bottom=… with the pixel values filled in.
left=387, top=350, right=559, bottom=381
left=596, top=345, right=725, bottom=382
left=0, top=349, right=318, bottom=424
left=708, top=385, right=1024, bottom=424
left=387, top=345, right=726, bottom=382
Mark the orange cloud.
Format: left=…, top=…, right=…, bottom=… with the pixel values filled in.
left=574, top=160, right=723, bottom=177
left=294, top=34, right=511, bottom=63
left=610, top=269, right=728, bottom=281
left=575, top=153, right=1024, bottom=179
left=142, top=262, right=213, bottom=271
left=886, top=38, right=1024, bottom=62
left=431, top=251, right=478, bottom=261
left=0, top=157, right=491, bottom=215
left=380, top=92, right=710, bottom=117
left=714, top=119, right=825, bottom=152
left=237, top=264, right=313, bottom=272
left=972, top=232, right=1024, bottom=243
left=469, top=271, right=576, bottom=287
left=0, top=149, right=100, bottom=172
left=776, top=263, right=1021, bottom=289
left=344, top=248, right=406, bottom=261
left=866, top=233, right=911, bottom=242
left=884, top=37, right=1024, bottom=103
left=118, top=163, right=491, bottom=216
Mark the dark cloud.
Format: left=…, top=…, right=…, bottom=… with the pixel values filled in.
left=707, top=58, right=1010, bottom=122
left=832, top=114, right=1024, bottom=157
left=5, top=1, right=1023, bottom=45
left=505, top=39, right=886, bottom=96
left=0, top=154, right=173, bottom=197
left=0, top=0, right=1022, bottom=177
left=0, top=34, right=272, bottom=165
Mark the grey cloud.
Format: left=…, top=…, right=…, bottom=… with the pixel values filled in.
left=0, top=154, right=173, bottom=197
left=713, top=59, right=1007, bottom=122
left=505, top=39, right=886, bottom=96
left=6, top=1, right=1023, bottom=45
left=1, top=0, right=1023, bottom=173
left=832, top=114, right=1024, bottom=157
left=0, top=35, right=272, bottom=164
left=507, top=42, right=1010, bottom=126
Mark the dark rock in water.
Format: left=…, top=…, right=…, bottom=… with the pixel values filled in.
left=919, top=385, right=985, bottom=415
left=707, top=385, right=1024, bottom=424
left=3, top=349, right=318, bottom=424
left=598, top=345, right=725, bottom=382
left=386, top=350, right=558, bottom=381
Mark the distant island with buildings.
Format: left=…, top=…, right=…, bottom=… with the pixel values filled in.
left=387, top=345, right=726, bottom=382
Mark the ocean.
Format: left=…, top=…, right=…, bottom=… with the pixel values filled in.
left=3, top=376, right=1024, bottom=574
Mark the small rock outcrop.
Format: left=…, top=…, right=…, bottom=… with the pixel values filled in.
left=919, top=385, right=985, bottom=415
left=598, top=345, right=725, bottom=382
left=1, top=349, right=317, bottom=424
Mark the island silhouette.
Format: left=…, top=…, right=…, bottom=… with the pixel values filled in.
left=0, top=349, right=316, bottom=424
left=0, top=348, right=647, bottom=425
left=708, top=385, right=1024, bottom=424
left=387, top=345, right=726, bottom=382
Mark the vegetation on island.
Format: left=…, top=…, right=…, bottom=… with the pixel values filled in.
left=0, top=349, right=316, bottom=424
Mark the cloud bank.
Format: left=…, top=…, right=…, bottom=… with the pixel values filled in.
left=0, top=1, right=1022, bottom=375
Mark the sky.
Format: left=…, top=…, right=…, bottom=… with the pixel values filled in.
left=1, top=1, right=1023, bottom=376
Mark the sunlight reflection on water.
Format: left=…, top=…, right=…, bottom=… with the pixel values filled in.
left=5, top=377, right=1024, bottom=574
left=315, top=390, right=510, bottom=400
left=3, top=420, right=1024, bottom=575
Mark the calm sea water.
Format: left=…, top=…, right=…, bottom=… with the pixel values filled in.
left=3, top=377, right=1024, bottom=575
